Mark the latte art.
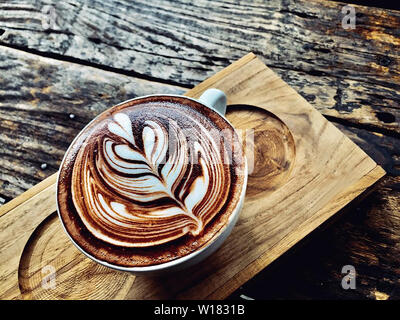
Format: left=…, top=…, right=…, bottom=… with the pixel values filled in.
left=58, top=96, right=245, bottom=267
left=72, top=111, right=231, bottom=247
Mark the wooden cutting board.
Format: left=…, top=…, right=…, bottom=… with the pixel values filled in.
left=0, top=53, right=385, bottom=300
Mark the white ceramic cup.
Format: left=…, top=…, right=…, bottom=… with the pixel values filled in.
left=57, top=88, right=248, bottom=275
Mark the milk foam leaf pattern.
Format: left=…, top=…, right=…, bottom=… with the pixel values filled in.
left=107, top=113, right=136, bottom=147
left=71, top=111, right=232, bottom=248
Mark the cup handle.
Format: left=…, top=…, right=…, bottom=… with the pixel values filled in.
left=198, top=88, right=227, bottom=116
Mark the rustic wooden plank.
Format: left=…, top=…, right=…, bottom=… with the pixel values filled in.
left=0, top=45, right=185, bottom=201
left=0, top=0, right=398, bottom=134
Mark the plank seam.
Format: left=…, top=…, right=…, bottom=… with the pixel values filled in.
left=0, top=43, right=191, bottom=89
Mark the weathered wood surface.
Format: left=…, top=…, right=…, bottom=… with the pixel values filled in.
left=0, top=0, right=399, bottom=135
left=0, top=0, right=399, bottom=300
left=0, top=53, right=385, bottom=300
left=0, top=46, right=184, bottom=201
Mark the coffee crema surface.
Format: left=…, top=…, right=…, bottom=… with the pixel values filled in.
left=57, top=96, right=246, bottom=267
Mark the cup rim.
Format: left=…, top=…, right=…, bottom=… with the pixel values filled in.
left=56, top=93, right=248, bottom=273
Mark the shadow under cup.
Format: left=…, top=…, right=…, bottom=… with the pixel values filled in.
left=56, top=94, right=248, bottom=274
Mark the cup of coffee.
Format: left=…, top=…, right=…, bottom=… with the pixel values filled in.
left=57, top=89, right=248, bottom=274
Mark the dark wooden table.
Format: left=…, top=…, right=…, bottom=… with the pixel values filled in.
left=0, top=0, right=399, bottom=300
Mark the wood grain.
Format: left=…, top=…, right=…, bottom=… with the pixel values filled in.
left=0, top=173, right=56, bottom=217
left=230, top=172, right=400, bottom=300
left=0, top=53, right=385, bottom=299
left=226, top=106, right=296, bottom=198
left=0, top=182, right=57, bottom=299
left=0, top=45, right=184, bottom=201
left=0, top=0, right=398, bottom=134
left=0, top=0, right=398, bottom=300
left=18, top=213, right=135, bottom=300
left=231, top=121, right=400, bottom=300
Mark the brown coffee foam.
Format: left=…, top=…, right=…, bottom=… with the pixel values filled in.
left=57, top=96, right=245, bottom=267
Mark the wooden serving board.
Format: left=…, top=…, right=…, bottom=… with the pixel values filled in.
left=0, top=53, right=385, bottom=300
